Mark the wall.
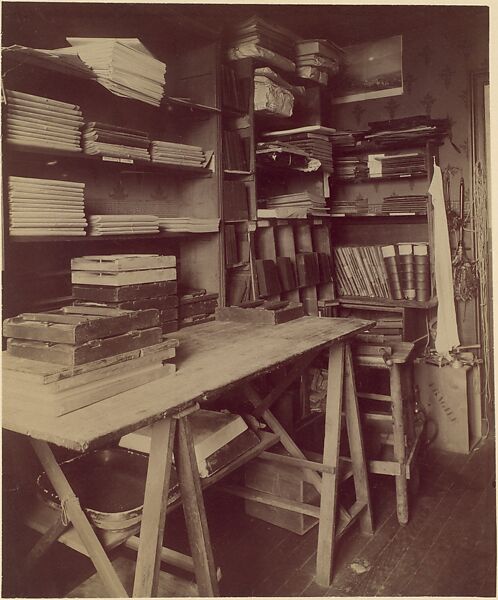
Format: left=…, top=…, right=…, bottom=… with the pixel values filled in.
left=330, top=11, right=489, bottom=346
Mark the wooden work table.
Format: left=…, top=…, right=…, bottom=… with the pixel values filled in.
left=4, top=317, right=372, bottom=452
left=3, top=316, right=374, bottom=597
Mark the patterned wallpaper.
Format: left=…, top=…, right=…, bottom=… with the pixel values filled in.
left=330, top=15, right=489, bottom=345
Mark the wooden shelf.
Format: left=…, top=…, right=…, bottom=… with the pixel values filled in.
left=8, top=231, right=218, bottom=243
left=6, top=144, right=213, bottom=177
left=337, top=295, right=438, bottom=309
left=336, top=172, right=427, bottom=184
left=330, top=214, right=427, bottom=221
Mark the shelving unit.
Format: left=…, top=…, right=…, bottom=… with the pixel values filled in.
left=2, top=12, right=224, bottom=321
left=330, top=140, right=439, bottom=342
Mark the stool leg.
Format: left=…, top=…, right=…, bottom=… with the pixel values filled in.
left=344, top=345, right=374, bottom=535
left=390, top=364, right=409, bottom=525
left=175, top=415, right=219, bottom=597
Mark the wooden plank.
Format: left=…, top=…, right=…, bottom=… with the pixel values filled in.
left=175, top=415, right=219, bottom=596
left=4, top=317, right=373, bottom=452
left=30, top=440, right=128, bottom=598
left=24, top=516, right=68, bottom=573
left=219, top=483, right=321, bottom=518
left=343, top=345, right=374, bottom=534
left=258, top=451, right=335, bottom=474
left=133, top=417, right=176, bottom=597
left=67, top=555, right=198, bottom=598
left=126, top=536, right=194, bottom=574
left=315, top=343, right=344, bottom=587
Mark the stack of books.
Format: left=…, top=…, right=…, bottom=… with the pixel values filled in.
left=333, top=243, right=431, bottom=301
left=262, top=125, right=335, bottom=172
left=64, top=37, right=166, bottom=106
left=364, top=115, right=450, bottom=146
left=82, top=122, right=150, bottom=161
left=5, top=89, right=83, bottom=152
left=8, top=176, right=87, bottom=236
left=334, top=156, right=369, bottom=180
left=225, top=223, right=249, bottom=267
left=382, top=195, right=428, bottom=215
left=333, top=246, right=391, bottom=299
left=158, top=217, right=219, bottom=233
left=368, top=151, right=427, bottom=178
left=330, top=196, right=368, bottom=216
left=221, top=64, right=248, bottom=113
left=227, top=15, right=297, bottom=60
left=88, top=215, right=159, bottom=236
left=330, top=130, right=367, bottom=150
left=258, top=191, right=328, bottom=219
left=149, top=140, right=206, bottom=167
left=2, top=303, right=175, bottom=417
left=72, top=254, right=179, bottom=335
left=295, top=39, right=343, bottom=86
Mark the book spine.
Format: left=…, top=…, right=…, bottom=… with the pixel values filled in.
left=381, top=245, right=403, bottom=300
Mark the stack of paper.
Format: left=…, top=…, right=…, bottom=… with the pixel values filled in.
left=227, top=16, right=297, bottom=59
left=88, top=215, right=159, bottom=236
left=258, top=191, right=329, bottom=219
left=63, top=38, right=166, bottom=106
left=5, top=90, right=83, bottom=152
left=295, top=39, right=343, bottom=85
left=158, top=217, right=220, bottom=233
left=83, top=122, right=150, bottom=161
left=8, top=176, right=86, bottom=236
left=150, top=140, right=206, bottom=167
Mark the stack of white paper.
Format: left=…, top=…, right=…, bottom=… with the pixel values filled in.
left=83, top=122, right=150, bottom=161
left=65, top=38, right=166, bottom=106
left=258, top=191, right=329, bottom=219
left=150, top=140, right=206, bottom=167
left=5, top=90, right=83, bottom=152
left=88, top=215, right=159, bottom=236
left=158, top=217, right=220, bottom=233
left=8, top=176, right=87, bottom=236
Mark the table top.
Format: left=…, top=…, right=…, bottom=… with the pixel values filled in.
left=3, top=316, right=372, bottom=452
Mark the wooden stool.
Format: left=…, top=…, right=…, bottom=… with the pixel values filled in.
left=353, top=341, right=421, bottom=525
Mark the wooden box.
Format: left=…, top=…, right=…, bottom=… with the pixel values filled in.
left=244, top=456, right=319, bottom=535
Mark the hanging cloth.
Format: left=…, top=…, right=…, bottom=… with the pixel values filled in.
left=429, top=161, right=460, bottom=358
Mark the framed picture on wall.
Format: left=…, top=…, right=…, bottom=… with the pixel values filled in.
left=332, top=34, right=403, bottom=104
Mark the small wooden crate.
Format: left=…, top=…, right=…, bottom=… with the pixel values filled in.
left=244, top=455, right=319, bottom=535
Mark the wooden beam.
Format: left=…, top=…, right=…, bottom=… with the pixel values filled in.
left=132, top=417, right=176, bottom=597
left=219, top=484, right=320, bottom=518
left=30, top=440, right=128, bottom=598
left=25, top=516, right=69, bottom=574
left=175, top=415, right=219, bottom=597
left=258, top=451, right=335, bottom=474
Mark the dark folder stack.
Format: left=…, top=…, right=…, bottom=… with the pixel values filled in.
left=179, top=290, right=219, bottom=329
left=8, top=176, right=87, bottom=237
left=71, top=254, right=179, bottom=335
left=5, top=89, right=83, bottom=152
left=82, top=122, right=150, bottom=161
left=149, top=140, right=206, bottom=167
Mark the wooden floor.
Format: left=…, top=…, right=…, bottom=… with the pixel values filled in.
left=4, top=435, right=496, bottom=598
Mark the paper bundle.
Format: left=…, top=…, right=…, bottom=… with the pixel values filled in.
left=5, top=89, right=83, bottom=152
left=88, top=215, right=159, bottom=236
left=295, top=39, right=343, bottom=85
left=158, top=217, right=220, bottom=233
left=83, top=122, right=150, bottom=161
left=8, top=176, right=87, bottom=236
left=258, top=191, right=328, bottom=219
left=64, top=38, right=166, bottom=106
left=150, top=141, right=206, bottom=167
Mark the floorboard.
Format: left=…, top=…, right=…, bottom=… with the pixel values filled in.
left=4, top=436, right=495, bottom=598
